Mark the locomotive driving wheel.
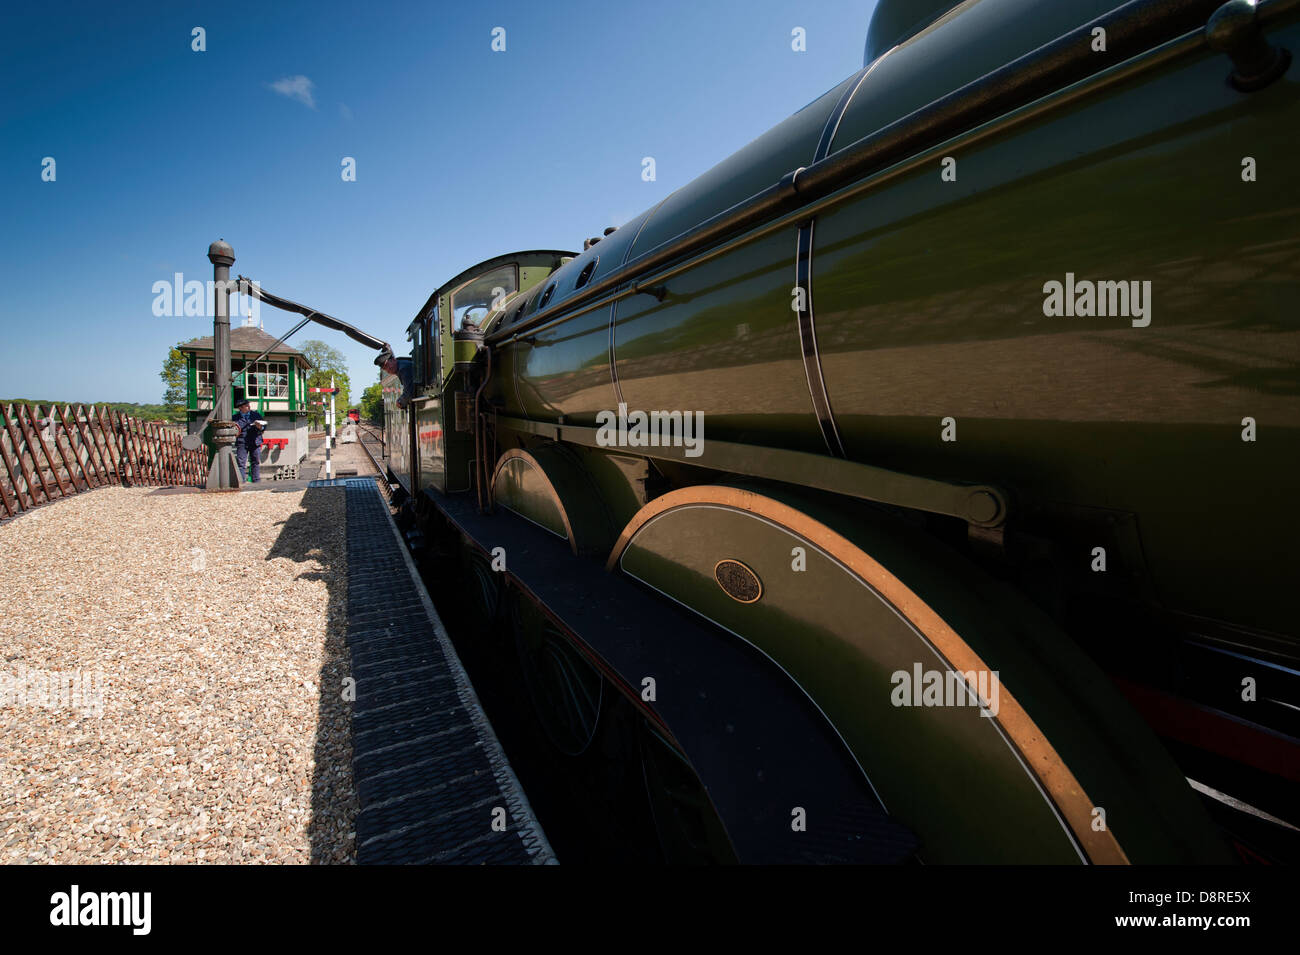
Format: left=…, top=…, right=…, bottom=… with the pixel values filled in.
left=639, top=721, right=737, bottom=864
left=459, top=538, right=502, bottom=632
left=510, top=591, right=604, bottom=757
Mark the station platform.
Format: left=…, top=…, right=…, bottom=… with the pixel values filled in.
left=310, top=476, right=554, bottom=864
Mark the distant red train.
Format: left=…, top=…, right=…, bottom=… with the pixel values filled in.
left=346, top=409, right=360, bottom=423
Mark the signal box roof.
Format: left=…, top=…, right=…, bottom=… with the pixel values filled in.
left=179, top=326, right=312, bottom=367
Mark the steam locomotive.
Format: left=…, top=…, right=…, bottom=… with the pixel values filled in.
left=375, top=0, right=1300, bottom=863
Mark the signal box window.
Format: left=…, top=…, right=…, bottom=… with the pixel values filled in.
left=197, top=358, right=214, bottom=398
left=246, top=361, right=289, bottom=398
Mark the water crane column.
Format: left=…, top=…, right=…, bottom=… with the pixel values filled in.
left=206, top=239, right=241, bottom=490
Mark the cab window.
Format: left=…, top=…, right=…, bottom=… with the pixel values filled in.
left=426, top=303, right=440, bottom=382
left=410, top=324, right=424, bottom=385
left=450, top=265, right=517, bottom=331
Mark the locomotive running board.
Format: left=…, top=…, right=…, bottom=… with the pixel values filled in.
left=427, top=485, right=920, bottom=864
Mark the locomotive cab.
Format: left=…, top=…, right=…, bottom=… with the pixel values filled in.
left=404, top=250, right=574, bottom=495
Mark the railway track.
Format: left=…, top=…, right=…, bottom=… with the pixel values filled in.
left=345, top=420, right=384, bottom=488
left=353, top=423, right=387, bottom=482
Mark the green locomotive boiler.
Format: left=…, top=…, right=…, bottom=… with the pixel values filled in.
left=380, top=0, right=1299, bottom=863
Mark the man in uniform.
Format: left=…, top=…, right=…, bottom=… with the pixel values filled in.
left=378, top=351, right=414, bottom=410
left=233, top=398, right=267, bottom=483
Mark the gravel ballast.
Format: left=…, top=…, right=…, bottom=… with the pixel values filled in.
left=0, top=484, right=357, bottom=863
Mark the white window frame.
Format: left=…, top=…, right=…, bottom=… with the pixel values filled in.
left=196, top=357, right=214, bottom=397
left=244, top=360, right=289, bottom=399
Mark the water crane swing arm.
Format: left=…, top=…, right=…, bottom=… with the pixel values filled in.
left=236, top=277, right=395, bottom=367
left=182, top=279, right=397, bottom=450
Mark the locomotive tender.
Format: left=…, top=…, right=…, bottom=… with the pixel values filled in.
left=377, top=0, right=1299, bottom=863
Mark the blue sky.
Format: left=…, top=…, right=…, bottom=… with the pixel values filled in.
left=0, top=0, right=876, bottom=403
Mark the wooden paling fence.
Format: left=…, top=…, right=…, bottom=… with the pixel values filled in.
left=0, top=403, right=208, bottom=520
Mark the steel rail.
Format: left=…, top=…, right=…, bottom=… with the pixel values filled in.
left=354, top=423, right=387, bottom=478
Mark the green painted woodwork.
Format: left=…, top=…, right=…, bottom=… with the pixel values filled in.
left=180, top=348, right=304, bottom=414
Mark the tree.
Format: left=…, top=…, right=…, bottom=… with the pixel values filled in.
left=300, top=339, right=352, bottom=430
left=300, top=340, right=347, bottom=376
left=160, top=343, right=187, bottom=413
left=360, top=380, right=384, bottom=423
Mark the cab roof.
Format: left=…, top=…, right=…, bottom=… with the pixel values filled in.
left=407, top=250, right=575, bottom=334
